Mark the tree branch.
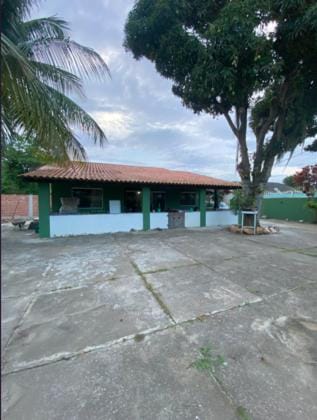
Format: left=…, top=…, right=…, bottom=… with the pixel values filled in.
left=217, top=103, right=250, bottom=181
left=224, top=112, right=239, bottom=137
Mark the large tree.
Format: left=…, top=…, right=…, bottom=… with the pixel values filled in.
left=1, top=0, right=109, bottom=161
left=124, top=0, right=317, bottom=208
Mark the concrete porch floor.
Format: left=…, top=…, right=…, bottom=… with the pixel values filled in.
left=1, top=221, right=317, bottom=420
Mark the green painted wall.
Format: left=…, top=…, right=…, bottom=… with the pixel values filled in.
left=262, top=198, right=317, bottom=223
left=38, top=182, right=50, bottom=237
left=50, top=182, right=201, bottom=214
left=165, top=189, right=198, bottom=210
left=51, top=181, right=126, bottom=213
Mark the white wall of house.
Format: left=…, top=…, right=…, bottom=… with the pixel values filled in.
left=50, top=213, right=143, bottom=237
left=185, top=211, right=200, bottom=227
left=150, top=212, right=168, bottom=229
left=206, top=210, right=237, bottom=226
left=49, top=210, right=237, bottom=237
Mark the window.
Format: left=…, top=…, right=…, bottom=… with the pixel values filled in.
left=206, top=190, right=215, bottom=209
left=180, top=192, right=196, bottom=206
left=72, top=188, right=103, bottom=209
left=124, top=190, right=142, bottom=212
left=151, top=191, right=166, bottom=212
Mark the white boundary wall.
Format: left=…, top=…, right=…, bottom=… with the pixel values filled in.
left=50, top=213, right=143, bottom=237
left=206, top=210, right=237, bottom=226
left=150, top=212, right=168, bottom=229
left=185, top=211, right=200, bottom=227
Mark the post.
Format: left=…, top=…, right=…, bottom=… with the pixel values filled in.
left=142, top=186, right=150, bottom=230
left=38, top=183, right=50, bottom=238
left=28, top=194, right=33, bottom=219
left=199, top=189, right=206, bottom=227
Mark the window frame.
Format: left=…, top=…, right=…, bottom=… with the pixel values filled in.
left=71, top=187, right=104, bottom=210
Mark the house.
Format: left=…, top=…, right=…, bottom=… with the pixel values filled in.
left=265, top=182, right=295, bottom=193
left=23, top=162, right=240, bottom=238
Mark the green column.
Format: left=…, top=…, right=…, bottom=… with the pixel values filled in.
left=38, top=182, right=50, bottom=238
left=199, top=188, right=206, bottom=227
left=142, top=186, right=150, bottom=230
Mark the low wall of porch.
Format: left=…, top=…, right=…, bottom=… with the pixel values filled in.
left=49, top=210, right=237, bottom=237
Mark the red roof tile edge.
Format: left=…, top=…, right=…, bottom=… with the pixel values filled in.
left=22, top=162, right=240, bottom=188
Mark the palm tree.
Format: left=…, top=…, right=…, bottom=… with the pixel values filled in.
left=1, top=0, right=110, bottom=161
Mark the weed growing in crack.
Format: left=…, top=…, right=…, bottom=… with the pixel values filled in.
left=236, top=406, right=252, bottom=420
left=190, top=345, right=226, bottom=375
left=134, top=333, right=145, bottom=342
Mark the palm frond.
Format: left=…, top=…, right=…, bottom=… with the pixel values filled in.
left=30, top=38, right=111, bottom=80
left=2, top=0, right=34, bottom=23
left=45, top=85, right=106, bottom=147
left=30, top=61, right=84, bottom=96
left=2, top=2, right=110, bottom=162
left=21, top=16, right=69, bottom=41
left=1, top=33, right=35, bottom=80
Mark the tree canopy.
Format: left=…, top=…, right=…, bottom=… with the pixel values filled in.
left=283, top=175, right=296, bottom=188
left=1, top=135, right=49, bottom=194
left=293, top=164, right=317, bottom=191
left=1, top=0, right=110, bottom=161
left=124, top=0, right=317, bottom=206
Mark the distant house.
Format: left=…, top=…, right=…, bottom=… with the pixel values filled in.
left=23, top=162, right=240, bottom=237
left=265, top=182, right=295, bottom=193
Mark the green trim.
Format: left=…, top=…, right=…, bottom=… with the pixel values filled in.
left=199, top=189, right=206, bottom=227
left=39, top=183, right=50, bottom=238
left=142, top=186, right=150, bottom=230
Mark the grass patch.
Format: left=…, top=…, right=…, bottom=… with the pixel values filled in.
left=196, top=314, right=209, bottom=322
left=190, top=345, right=226, bottom=375
left=134, top=333, right=145, bottom=342
left=236, top=406, right=252, bottom=420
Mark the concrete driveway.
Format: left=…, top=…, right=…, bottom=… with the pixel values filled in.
left=2, top=221, right=317, bottom=420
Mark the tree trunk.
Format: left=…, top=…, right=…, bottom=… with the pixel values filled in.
left=223, top=107, right=277, bottom=227
left=240, top=180, right=265, bottom=225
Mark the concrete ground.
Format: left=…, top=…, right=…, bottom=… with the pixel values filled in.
left=1, top=220, right=317, bottom=420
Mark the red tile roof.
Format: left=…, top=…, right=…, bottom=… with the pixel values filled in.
left=23, top=161, right=240, bottom=188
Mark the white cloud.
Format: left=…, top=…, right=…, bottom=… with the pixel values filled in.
left=99, top=47, right=121, bottom=67
left=270, top=166, right=301, bottom=179
left=91, top=110, right=135, bottom=140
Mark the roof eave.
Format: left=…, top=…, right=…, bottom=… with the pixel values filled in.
left=22, top=175, right=240, bottom=189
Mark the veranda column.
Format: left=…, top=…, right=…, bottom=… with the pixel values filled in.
left=38, top=182, right=50, bottom=238
left=142, top=186, right=150, bottom=230
left=199, top=188, right=206, bottom=227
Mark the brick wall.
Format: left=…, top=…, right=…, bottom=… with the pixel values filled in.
left=1, top=194, right=39, bottom=220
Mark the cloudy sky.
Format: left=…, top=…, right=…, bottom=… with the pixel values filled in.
left=33, top=0, right=315, bottom=182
